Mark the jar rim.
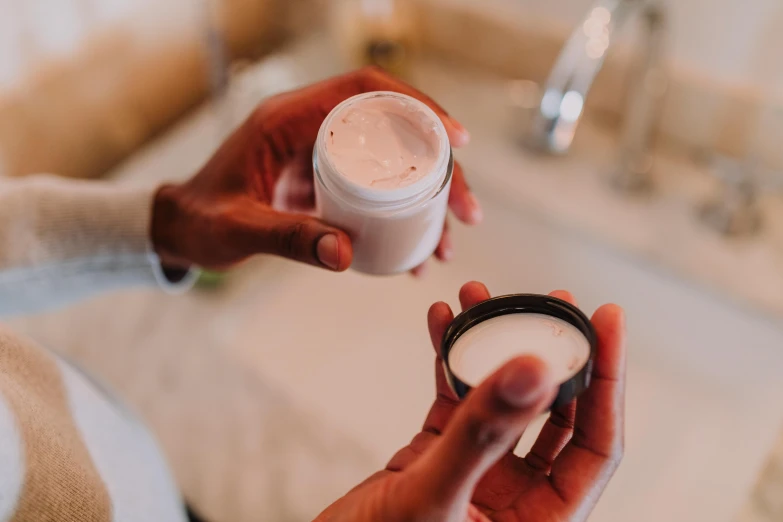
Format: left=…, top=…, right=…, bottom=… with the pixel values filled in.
left=314, top=91, right=452, bottom=213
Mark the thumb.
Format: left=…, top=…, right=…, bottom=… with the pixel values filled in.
left=249, top=209, right=353, bottom=271
left=402, top=356, right=555, bottom=516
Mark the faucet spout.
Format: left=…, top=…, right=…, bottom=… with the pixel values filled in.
left=527, top=0, right=666, bottom=159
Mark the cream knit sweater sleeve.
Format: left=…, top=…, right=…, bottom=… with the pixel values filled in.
left=0, top=175, right=198, bottom=317
left=0, top=175, right=198, bottom=520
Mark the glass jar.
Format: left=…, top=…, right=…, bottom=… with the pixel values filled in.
left=314, top=91, right=453, bottom=275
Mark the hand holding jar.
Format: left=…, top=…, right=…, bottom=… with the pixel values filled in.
left=151, top=67, right=480, bottom=276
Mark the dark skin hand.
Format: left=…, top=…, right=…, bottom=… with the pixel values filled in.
left=315, top=281, right=626, bottom=522
left=151, top=67, right=479, bottom=275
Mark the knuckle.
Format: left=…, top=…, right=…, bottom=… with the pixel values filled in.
left=524, top=452, right=552, bottom=472
left=408, top=432, right=436, bottom=456
left=387, top=447, right=416, bottom=472
left=549, top=411, right=575, bottom=431
left=274, top=221, right=309, bottom=259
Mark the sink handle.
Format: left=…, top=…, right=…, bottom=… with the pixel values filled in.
left=699, top=156, right=764, bottom=237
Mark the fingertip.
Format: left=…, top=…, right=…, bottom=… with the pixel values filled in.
left=492, top=355, right=556, bottom=408
left=590, top=304, right=627, bottom=376
left=449, top=196, right=483, bottom=226
left=411, top=262, right=429, bottom=278
left=509, top=354, right=550, bottom=373
left=609, top=303, right=626, bottom=326
left=447, top=162, right=482, bottom=226
left=435, top=233, right=454, bottom=262
left=458, top=281, right=491, bottom=310
left=428, top=301, right=453, bottom=324
left=445, top=117, right=470, bottom=148
left=454, top=193, right=483, bottom=226
left=428, top=301, right=455, bottom=351
left=549, top=290, right=576, bottom=305
left=466, top=194, right=483, bottom=225
left=592, top=303, right=626, bottom=332
left=435, top=248, right=454, bottom=263
left=448, top=129, right=471, bottom=149
left=459, top=280, right=486, bottom=294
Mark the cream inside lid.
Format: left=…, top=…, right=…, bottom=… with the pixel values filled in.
left=448, top=313, right=591, bottom=387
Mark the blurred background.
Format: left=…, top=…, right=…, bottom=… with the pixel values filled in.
left=3, top=0, right=783, bottom=521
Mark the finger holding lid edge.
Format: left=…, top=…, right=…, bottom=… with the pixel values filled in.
left=524, top=290, right=580, bottom=473
left=421, top=282, right=489, bottom=435
left=458, top=281, right=491, bottom=311
left=549, top=303, right=626, bottom=504
left=421, top=282, right=625, bottom=511
left=427, top=301, right=455, bottom=353
left=427, top=302, right=458, bottom=406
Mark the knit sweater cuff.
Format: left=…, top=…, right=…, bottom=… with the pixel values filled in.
left=0, top=176, right=199, bottom=316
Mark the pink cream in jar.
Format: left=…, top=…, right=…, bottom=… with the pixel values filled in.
left=314, top=91, right=452, bottom=275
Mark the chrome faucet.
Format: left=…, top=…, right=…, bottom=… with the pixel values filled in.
left=527, top=0, right=667, bottom=193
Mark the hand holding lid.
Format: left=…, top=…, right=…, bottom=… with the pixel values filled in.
left=314, top=281, right=626, bottom=522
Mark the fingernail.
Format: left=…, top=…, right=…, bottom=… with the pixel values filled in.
left=467, top=193, right=483, bottom=224
left=317, top=234, right=339, bottom=270
left=497, top=358, right=550, bottom=408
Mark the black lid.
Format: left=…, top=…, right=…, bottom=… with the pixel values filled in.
left=440, top=294, right=597, bottom=409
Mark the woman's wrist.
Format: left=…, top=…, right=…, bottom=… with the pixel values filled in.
left=151, top=183, right=193, bottom=272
